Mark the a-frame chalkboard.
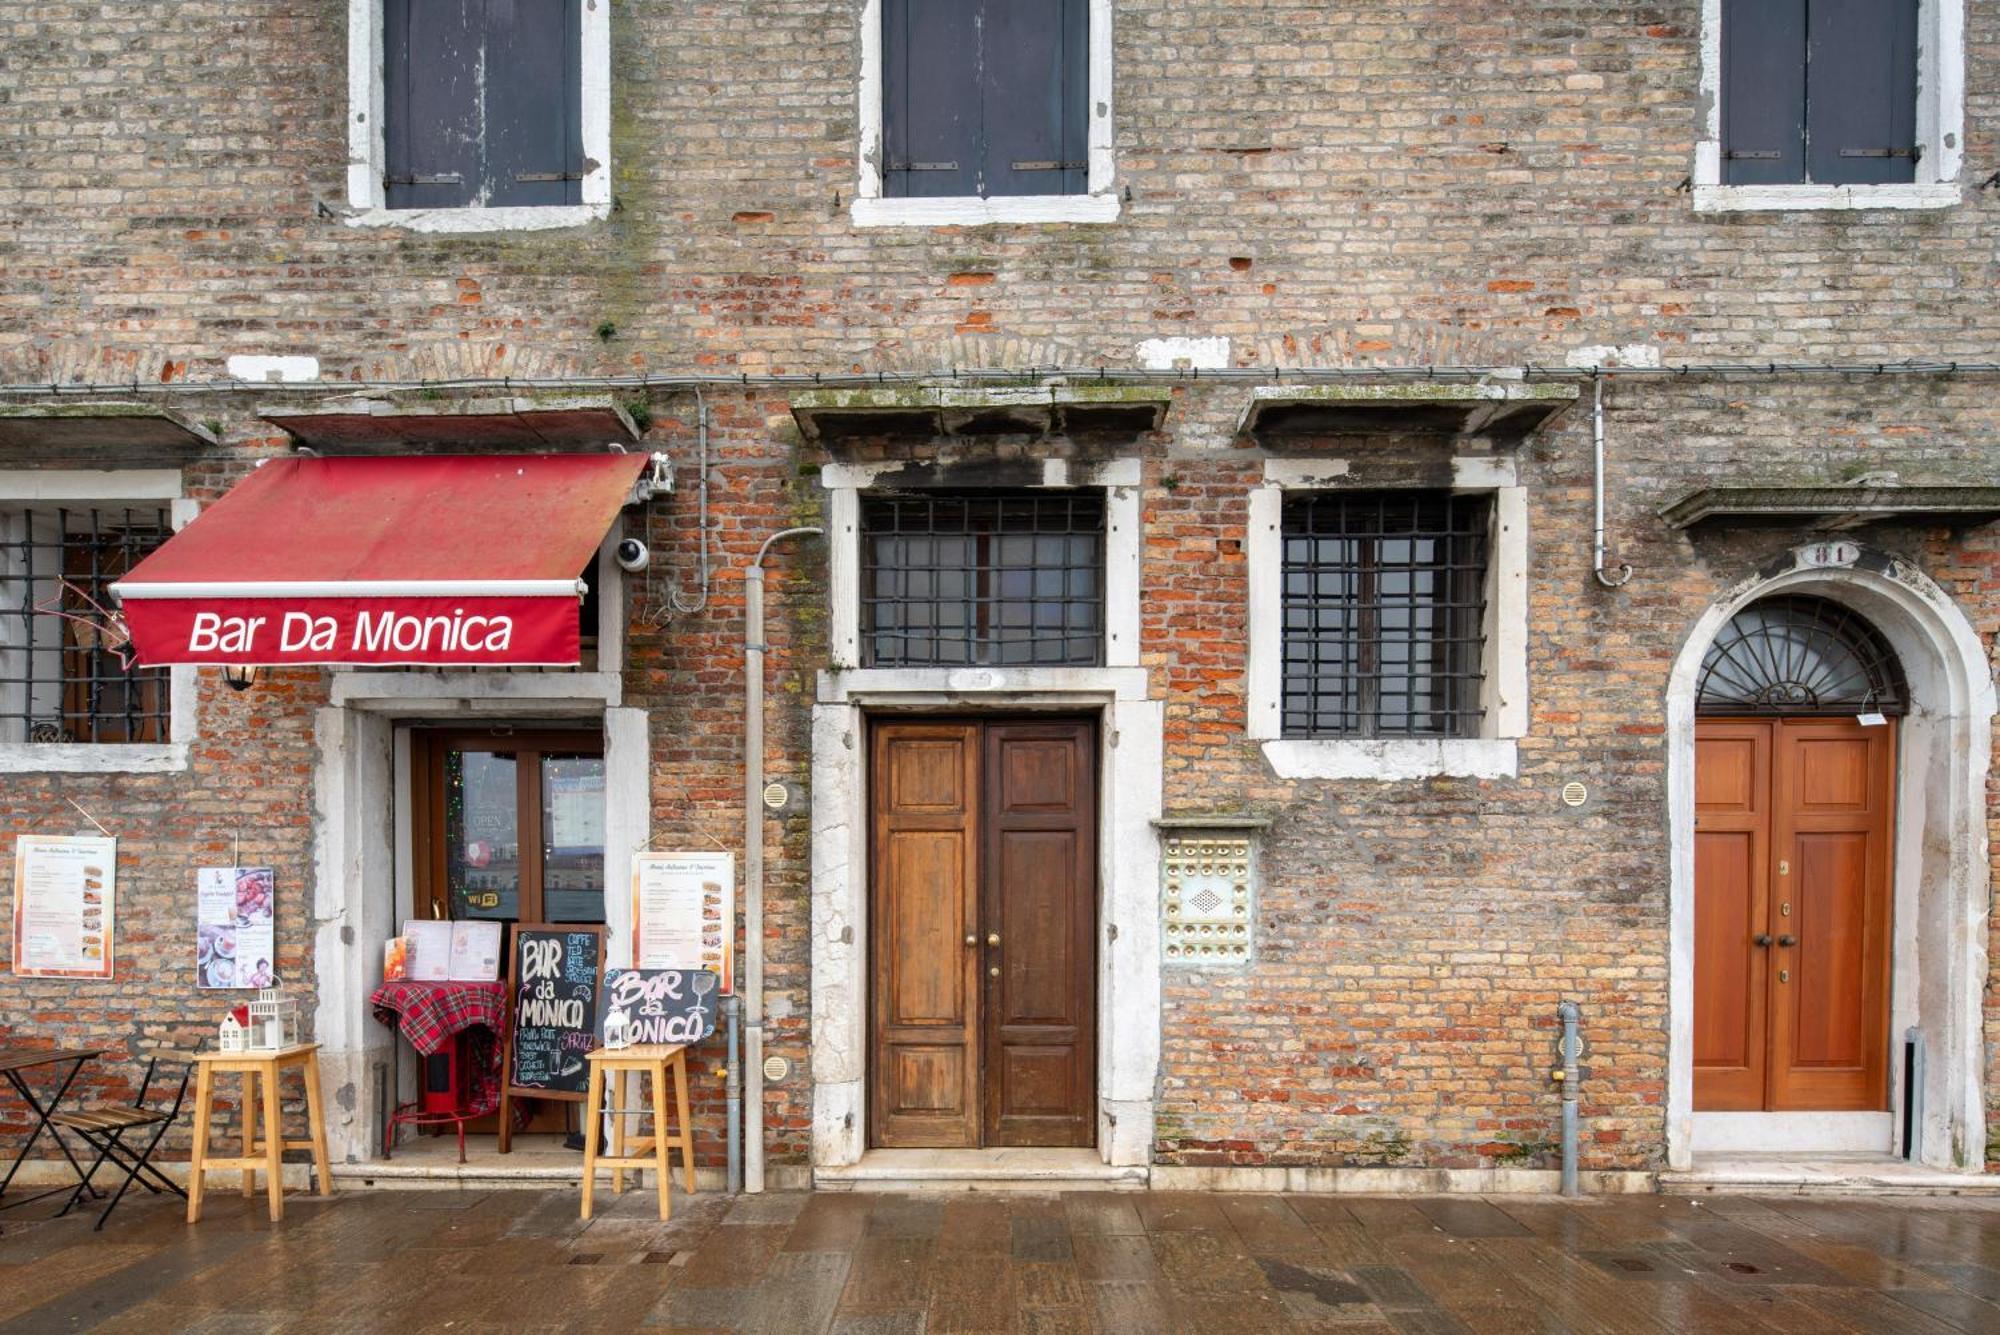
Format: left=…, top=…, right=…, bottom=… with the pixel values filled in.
left=498, top=922, right=605, bottom=1154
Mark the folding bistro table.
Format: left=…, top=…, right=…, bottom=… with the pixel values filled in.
left=0, top=1047, right=105, bottom=1216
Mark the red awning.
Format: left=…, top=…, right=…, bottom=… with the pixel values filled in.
left=113, top=453, right=647, bottom=667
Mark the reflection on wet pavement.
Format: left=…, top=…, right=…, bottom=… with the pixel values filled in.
left=3, top=1185, right=2000, bottom=1332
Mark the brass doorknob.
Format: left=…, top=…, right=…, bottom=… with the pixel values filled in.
left=989, top=965, right=1000, bottom=978
left=964, top=934, right=976, bottom=946
left=1778, top=934, right=1797, bottom=947
left=987, top=933, right=1001, bottom=948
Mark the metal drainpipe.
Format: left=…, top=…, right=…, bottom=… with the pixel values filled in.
left=1591, top=375, right=1633, bottom=589
left=723, top=993, right=742, bottom=1193
left=744, top=526, right=822, bottom=1194
left=1556, top=1000, right=1583, bottom=1197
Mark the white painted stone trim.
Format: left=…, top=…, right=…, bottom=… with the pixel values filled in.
left=344, top=0, right=612, bottom=234
left=820, top=459, right=1141, bottom=675
left=1259, top=738, right=1518, bottom=782
left=809, top=676, right=1163, bottom=1171
left=1246, top=459, right=1528, bottom=778
left=1691, top=1111, right=1894, bottom=1155
left=1692, top=0, right=1963, bottom=212
left=1664, top=545, right=1993, bottom=1174
left=851, top=0, right=1117, bottom=228
left=0, top=476, right=196, bottom=772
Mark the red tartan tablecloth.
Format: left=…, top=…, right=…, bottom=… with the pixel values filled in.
left=368, top=979, right=507, bottom=1118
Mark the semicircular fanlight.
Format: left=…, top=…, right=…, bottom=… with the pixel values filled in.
left=1697, top=595, right=1908, bottom=717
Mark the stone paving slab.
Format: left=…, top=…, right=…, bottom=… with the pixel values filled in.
left=4, top=1188, right=2000, bottom=1333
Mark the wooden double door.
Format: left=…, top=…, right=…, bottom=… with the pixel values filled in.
left=870, top=718, right=1097, bottom=1149
left=1694, top=717, right=1895, bottom=1112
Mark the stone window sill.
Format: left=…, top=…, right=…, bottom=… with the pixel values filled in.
left=851, top=194, right=1121, bottom=228
left=342, top=203, right=611, bottom=234
left=1692, top=183, right=1960, bottom=214
left=0, top=743, right=190, bottom=774
left=1261, top=738, right=1518, bottom=781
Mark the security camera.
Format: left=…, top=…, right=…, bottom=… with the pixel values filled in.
left=615, top=538, right=651, bottom=572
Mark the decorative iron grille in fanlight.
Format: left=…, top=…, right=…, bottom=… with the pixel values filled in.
left=1696, top=595, right=1908, bottom=716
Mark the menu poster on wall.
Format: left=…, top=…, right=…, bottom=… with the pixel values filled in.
left=195, top=866, right=277, bottom=990
left=630, top=852, right=733, bottom=992
left=11, top=835, right=116, bottom=980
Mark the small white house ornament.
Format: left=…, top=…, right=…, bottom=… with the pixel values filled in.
left=602, top=1006, right=634, bottom=1050
left=218, top=1013, right=248, bottom=1053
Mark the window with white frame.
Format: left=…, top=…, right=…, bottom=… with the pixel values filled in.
left=0, top=505, right=172, bottom=745
left=346, top=0, right=611, bottom=232
left=854, top=0, right=1117, bottom=226
left=1695, top=0, right=1963, bottom=210
left=0, top=471, right=194, bottom=771
left=1247, top=462, right=1527, bottom=780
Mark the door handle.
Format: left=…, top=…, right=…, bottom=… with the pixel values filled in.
left=987, top=933, right=1001, bottom=948
left=1777, top=934, right=1797, bottom=948
left=1753, top=933, right=1773, bottom=947
left=989, top=966, right=1001, bottom=978
left=964, top=934, right=976, bottom=947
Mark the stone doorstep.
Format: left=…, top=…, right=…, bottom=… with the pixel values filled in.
left=814, top=1147, right=1149, bottom=1193
left=1661, top=1155, right=2000, bottom=1197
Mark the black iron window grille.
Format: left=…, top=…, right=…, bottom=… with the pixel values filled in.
left=1697, top=595, right=1908, bottom=716
left=861, top=491, right=1104, bottom=667
left=0, top=507, right=172, bottom=744
left=1281, top=491, right=1491, bottom=739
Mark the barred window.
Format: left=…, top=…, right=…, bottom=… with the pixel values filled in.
left=0, top=507, right=172, bottom=745
left=860, top=491, right=1103, bottom=668
left=1281, top=491, right=1490, bottom=739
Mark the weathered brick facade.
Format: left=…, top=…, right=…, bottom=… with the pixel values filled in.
left=2, top=3, right=1996, bottom=1184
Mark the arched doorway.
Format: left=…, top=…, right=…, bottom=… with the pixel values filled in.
left=1692, top=597, right=1905, bottom=1132
left=1665, top=544, right=1993, bottom=1173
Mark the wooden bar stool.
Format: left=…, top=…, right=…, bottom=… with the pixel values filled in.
left=186, top=1043, right=333, bottom=1223
left=579, top=1044, right=694, bottom=1221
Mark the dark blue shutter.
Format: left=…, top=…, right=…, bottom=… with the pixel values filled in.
left=882, top=0, right=980, bottom=199
left=981, top=0, right=1088, bottom=197
left=384, top=0, right=483, bottom=209
left=1806, top=0, right=1918, bottom=185
left=1720, top=0, right=1807, bottom=185
left=484, top=0, right=584, bottom=206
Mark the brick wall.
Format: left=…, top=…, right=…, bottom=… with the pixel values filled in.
left=1, top=3, right=1996, bottom=1173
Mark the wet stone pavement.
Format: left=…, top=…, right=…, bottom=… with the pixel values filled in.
left=3, top=1186, right=2000, bottom=1333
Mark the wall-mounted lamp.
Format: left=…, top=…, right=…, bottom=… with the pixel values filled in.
left=222, top=664, right=261, bottom=692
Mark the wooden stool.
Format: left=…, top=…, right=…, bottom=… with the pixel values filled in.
left=186, top=1043, right=333, bottom=1223
left=580, top=1044, right=695, bottom=1221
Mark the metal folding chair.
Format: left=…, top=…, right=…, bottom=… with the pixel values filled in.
left=52, top=1056, right=194, bottom=1230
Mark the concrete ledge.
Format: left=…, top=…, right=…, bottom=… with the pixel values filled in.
left=1661, top=1155, right=2000, bottom=1197
left=816, top=1148, right=1147, bottom=1193
left=1149, top=1165, right=1655, bottom=1195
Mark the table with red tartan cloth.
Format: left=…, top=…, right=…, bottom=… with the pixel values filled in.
left=368, top=980, right=506, bottom=1117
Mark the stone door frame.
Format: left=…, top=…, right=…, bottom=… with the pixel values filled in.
left=1665, top=543, right=1993, bottom=1172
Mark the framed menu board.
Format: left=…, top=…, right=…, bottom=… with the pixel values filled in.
left=11, top=835, right=116, bottom=979
left=498, top=922, right=604, bottom=1153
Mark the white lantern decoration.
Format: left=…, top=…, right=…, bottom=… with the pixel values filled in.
left=602, top=1005, right=634, bottom=1051
left=246, top=987, right=300, bottom=1049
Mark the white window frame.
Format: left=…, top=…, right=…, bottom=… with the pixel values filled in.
left=852, top=0, right=1119, bottom=228
left=1692, top=0, right=1963, bottom=213
left=344, top=0, right=612, bottom=233
left=1246, top=458, right=1527, bottom=781
left=0, top=470, right=197, bottom=774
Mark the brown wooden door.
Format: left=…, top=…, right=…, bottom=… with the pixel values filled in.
left=1694, top=718, right=1893, bottom=1112
left=870, top=718, right=1097, bottom=1149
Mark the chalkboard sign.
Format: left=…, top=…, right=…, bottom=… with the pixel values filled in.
left=498, top=923, right=605, bottom=1153
left=600, top=968, right=721, bottom=1047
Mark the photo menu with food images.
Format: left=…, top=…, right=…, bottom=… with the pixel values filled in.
left=11, top=834, right=117, bottom=979
left=195, top=866, right=276, bottom=989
